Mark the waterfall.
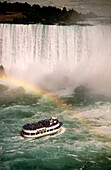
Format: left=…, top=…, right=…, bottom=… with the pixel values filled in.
left=0, top=24, right=111, bottom=94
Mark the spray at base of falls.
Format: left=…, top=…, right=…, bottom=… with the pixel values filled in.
left=0, top=23, right=111, bottom=170
left=0, top=24, right=111, bottom=95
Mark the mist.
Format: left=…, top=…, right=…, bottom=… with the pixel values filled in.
left=0, top=24, right=110, bottom=96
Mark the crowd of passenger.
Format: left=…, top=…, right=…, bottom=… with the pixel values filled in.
left=23, top=119, right=58, bottom=130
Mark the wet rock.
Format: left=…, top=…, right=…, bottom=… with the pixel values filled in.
left=0, top=65, right=6, bottom=77
left=9, top=86, right=25, bottom=94
left=0, top=84, right=9, bottom=93
left=74, top=85, right=91, bottom=94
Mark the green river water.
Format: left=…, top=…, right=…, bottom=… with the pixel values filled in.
left=0, top=22, right=111, bottom=169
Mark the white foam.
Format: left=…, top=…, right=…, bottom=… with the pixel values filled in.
left=0, top=24, right=111, bottom=95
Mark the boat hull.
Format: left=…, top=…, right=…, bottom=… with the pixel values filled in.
left=21, top=126, right=61, bottom=139
left=21, top=122, right=63, bottom=139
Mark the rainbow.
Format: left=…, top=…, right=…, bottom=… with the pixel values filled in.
left=0, top=74, right=111, bottom=145
left=0, top=74, right=66, bottom=107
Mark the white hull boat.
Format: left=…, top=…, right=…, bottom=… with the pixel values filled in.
left=20, top=117, right=63, bottom=139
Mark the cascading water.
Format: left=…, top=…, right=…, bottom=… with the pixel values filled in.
left=0, top=24, right=111, bottom=94
left=0, top=23, right=111, bottom=170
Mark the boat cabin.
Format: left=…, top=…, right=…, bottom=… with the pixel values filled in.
left=50, top=117, right=58, bottom=125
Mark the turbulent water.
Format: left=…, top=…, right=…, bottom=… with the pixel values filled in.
left=0, top=22, right=111, bottom=170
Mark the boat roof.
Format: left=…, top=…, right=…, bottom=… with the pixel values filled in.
left=51, top=117, right=58, bottom=120
left=22, top=118, right=58, bottom=130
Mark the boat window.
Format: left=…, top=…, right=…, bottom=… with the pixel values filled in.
left=50, top=129, right=53, bottom=131
left=31, top=133, right=35, bottom=135
left=22, top=131, right=30, bottom=135
left=47, top=130, right=49, bottom=132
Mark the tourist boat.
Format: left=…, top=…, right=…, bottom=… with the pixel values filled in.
left=20, top=117, right=63, bottom=139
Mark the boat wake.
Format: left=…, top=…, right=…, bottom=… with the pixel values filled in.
left=50, top=126, right=66, bottom=138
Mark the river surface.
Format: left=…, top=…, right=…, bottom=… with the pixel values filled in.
left=0, top=21, right=111, bottom=169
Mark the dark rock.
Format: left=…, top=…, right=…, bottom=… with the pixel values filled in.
left=0, top=84, right=9, bottom=91
left=9, top=86, right=25, bottom=94
left=0, top=65, right=6, bottom=77
left=0, top=84, right=9, bottom=93
left=74, top=85, right=91, bottom=94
